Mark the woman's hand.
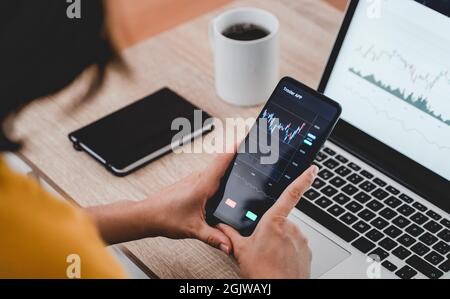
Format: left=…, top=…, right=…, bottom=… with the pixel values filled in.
left=143, top=152, right=236, bottom=253
left=87, top=152, right=235, bottom=254
left=218, top=165, right=318, bottom=279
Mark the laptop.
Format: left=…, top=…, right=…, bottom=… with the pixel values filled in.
left=288, top=0, right=450, bottom=279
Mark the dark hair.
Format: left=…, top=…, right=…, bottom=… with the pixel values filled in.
left=0, top=0, right=117, bottom=151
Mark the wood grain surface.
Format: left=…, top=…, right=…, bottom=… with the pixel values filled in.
left=14, top=0, right=343, bottom=278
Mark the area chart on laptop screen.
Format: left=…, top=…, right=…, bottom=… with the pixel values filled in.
left=324, top=0, right=450, bottom=180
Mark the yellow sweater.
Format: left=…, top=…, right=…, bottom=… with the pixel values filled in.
left=0, top=157, right=125, bottom=278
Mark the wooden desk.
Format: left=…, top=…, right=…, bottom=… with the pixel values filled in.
left=15, top=0, right=343, bottom=278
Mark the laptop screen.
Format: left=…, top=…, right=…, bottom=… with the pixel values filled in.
left=323, top=0, right=450, bottom=181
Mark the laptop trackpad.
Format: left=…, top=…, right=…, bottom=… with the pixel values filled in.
left=292, top=218, right=351, bottom=278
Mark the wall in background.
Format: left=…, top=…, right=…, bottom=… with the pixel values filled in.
left=106, top=0, right=348, bottom=50
left=326, top=0, right=348, bottom=11
left=107, top=0, right=230, bottom=49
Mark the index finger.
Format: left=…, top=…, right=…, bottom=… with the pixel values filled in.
left=268, top=165, right=319, bottom=217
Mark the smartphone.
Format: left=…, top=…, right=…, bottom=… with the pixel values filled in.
left=206, top=77, right=342, bottom=236
left=69, top=88, right=214, bottom=177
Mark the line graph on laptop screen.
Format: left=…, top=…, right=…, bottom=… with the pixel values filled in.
left=324, top=0, right=450, bottom=180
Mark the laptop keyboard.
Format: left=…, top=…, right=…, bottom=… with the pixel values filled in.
left=299, top=146, right=450, bottom=279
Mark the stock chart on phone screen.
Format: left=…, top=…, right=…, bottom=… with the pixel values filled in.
left=236, top=98, right=326, bottom=188
left=324, top=0, right=450, bottom=180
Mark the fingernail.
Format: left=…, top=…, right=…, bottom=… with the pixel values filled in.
left=311, top=165, right=319, bottom=176
left=219, top=244, right=230, bottom=255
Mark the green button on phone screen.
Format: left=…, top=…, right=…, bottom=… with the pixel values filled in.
left=246, top=211, right=258, bottom=222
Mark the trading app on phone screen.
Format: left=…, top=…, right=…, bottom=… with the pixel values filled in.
left=212, top=79, right=341, bottom=235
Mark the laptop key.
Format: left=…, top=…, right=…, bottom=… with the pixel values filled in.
left=373, top=178, right=387, bottom=187
left=371, top=217, right=389, bottom=230
left=316, top=197, right=333, bottom=209
left=321, top=185, right=338, bottom=197
left=406, top=255, right=443, bottom=279
left=324, top=158, right=340, bottom=170
left=360, top=170, right=373, bottom=179
left=385, top=196, right=402, bottom=208
left=315, top=152, right=328, bottom=162
left=348, top=162, right=361, bottom=171
left=323, top=147, right=336, bottom=156
left=382, top=260, right=398, bottom=272
left=379, top=237, right=398, bottom=251
left=379, top=207, right=398, bottom=220
left=352, top=221, right=371, bottom=233
left=419, top=232, right=438, bottom=246
left=304, top=189, right=321, bottom=201
left=372, top=188, right=389, bottom=200
left=328, top=204, right=346, bottom=217
left=384, top=225, right=402, bottom=238
left=330, top=177, right=346, bottom=188
left=439, top=259, right=450, bottom=273
left=437, top=229, right=450, bottom=242
left=424, top=251, right=444, bottom=266
left=425, top=210, right=441, bottom=221
left=397, top=204, right=415, bottom=217
left=399, top=194, right=414, bottom=204
left=340, top=212, right=358, bottom=225
left=318, top=169, right=334, bottom=180
left=329, top=177, right=346, bottom=188
left=335, top=155, right=348, bottom=163
left=342, top=184, right=358, bottom=196
left=360, top=181, right=376, bottom=193
left=405, top=224, right=425, bottom=237
left=348, top=173, right=364, bottom=184
left=312, top=178, right=326, bottom=189
left=358, top=209, right=376, bottom=221
left=412, top=202, right=427, bottom=212
left=411, top=242, right=430, bottom=256
left=332, top=193, right=351, bottom=205
left=393, top=246, right=412, bottom=260
left=397, top=234, right=416, bottom=247
left=366, top=200, right=384, bottom=212
left=335, top=165, right=351, bottom=177
left=297, top=199, right=359, bottom=242
left=411, top=212, right=429, bottom=225
left=386, top=186, right=400, bottom=195
left=433, top=241, right=450, bottom=256
left=366, top=229, right=384, bottom=242
left=395, top=266, right=417, bottom=279
left=392, top=216, right=411, bottom=229
left=440, top=219, right=450, bottom=229
left=369, top=247, right=389, bottom=261
left=352, top=236, right=375, bottom=253
left=424, top=220, right=443, bottom=234
left=346, top=201, right=363, bottom=213
left=354, top=192, right=371, bottom=204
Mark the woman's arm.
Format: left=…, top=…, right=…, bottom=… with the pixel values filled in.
left=86, top=199, right=162, bottom=245
left=85, top=153, right=235, bottom=254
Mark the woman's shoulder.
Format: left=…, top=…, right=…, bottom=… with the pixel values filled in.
left=0, top=158, right=125, bottom=278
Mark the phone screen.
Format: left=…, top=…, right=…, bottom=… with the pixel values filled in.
left=208, top=77, right=341, bottom=236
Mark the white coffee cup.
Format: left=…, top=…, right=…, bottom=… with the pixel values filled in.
left=209, top=7, right=280, bottom=106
